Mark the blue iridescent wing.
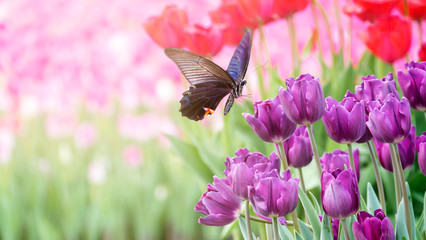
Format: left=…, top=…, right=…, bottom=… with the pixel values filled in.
left=226, top=28, right=252, bottom=82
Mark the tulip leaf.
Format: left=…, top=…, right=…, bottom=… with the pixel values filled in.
left=423, top=191, right=426, bottom=237
left=295, top=232, right=304, bottom=240
left=278, top=224, right=294, bottom=240
left=237, top=216, right=257, bottom=240
left=320, top=214, right=333, bottom=240
left=395, top=201, right=409, bottom=240
left=299, top=188, right=321, bottom=240
left=339, top=216, right=355, bottom=240
left=366, top=182, right=381, bottom=214
left=298, top=219, right=313, bottom=240
left=405, top=182, right=416, bottom=240
left=359, top=194, right=367, bottom=212
left=309, top=192, right=323, bottom=216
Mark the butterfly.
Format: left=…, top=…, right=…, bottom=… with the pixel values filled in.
left=164, top=28, right=252, bottom=121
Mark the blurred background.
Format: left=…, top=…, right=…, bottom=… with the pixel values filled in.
left=0, top=0, right=425, bottom=239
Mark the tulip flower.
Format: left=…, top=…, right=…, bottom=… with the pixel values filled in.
left=359, top=15, right=412, bottom=63
left=416, top=132, right=426, bottom=176
left=321, top=169, right=360, bottom=219
left=322, top=97, right=366, bottom=144
left=366, top=94, right=412, bottom=143
left=397, top=61, right=426, bottom=111
left=195, top=177, right=241, bottom=226
left=343, top=0, right=398, bottom=22
left=349, top=73, right=400, bottom=103
left=143, top=5, right=188, bottom=48
left=184, top=24, right=224, bottom=58
left=353, top=209, right=395, bottom=240
left=243, top=96, right=297, bottom=143
left=419, top=43, right=426, bottom=61
left=320, top=149, right=360, bottom=181
left=272, top=0, right=310, bottom=19
left=224, top=148, right=280, bottom=200
left=278, top=74, right=325, bottom=125
left=283, top=126, right=313, bottom=168
left=249, top=169, right=299, bottom=218
left=397, top=0, right=426, bottom=20
left=373, top=125, right=416, bottom=172
left=237, top=0, right=274, bottom=25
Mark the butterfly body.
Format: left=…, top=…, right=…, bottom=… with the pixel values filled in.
left=165, top=28, right=252, bottom=121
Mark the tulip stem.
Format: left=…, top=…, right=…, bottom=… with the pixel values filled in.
left=393, top=143, right=412, bottom=240
left=388, top=143, right=401, bottom=208
left=306, top=124, right=323, bottom=177
left=291, top=210, right=300, bottom=235
left=288, top=15, right=300, bottom=76
left=272, top=217, right=279, bottom=240
left=245, top=200, right=253, bottom=240
left=341, top=218, right=350, bottom=240
left=265, top=223, right=272, bottom=240
left=275, top=142, right=289, bottom=171
left=347, top=143, right=356, bottom=180
left=258, top=21, right=271, bottom=69
left=256, top=22, right=267, bottom=99
left=333, top=0, right=344, bottom=54
left=314, top=0, right=336, bottom=55
left=366, top=141, right=386, bottom=213
left=418, top=20, right=423, bottom=44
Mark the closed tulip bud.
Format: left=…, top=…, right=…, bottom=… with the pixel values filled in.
left=352, top=73, right=400, bottom=104
left=322, top=97, right=366, bottom=144
left=249, top=169, right=299, bottom=218
left=224, top=148, right=280, bottom=200
left=416, top=132, right=426, bottom=176
left=321, top=169, right=360, bottom=219
left=353, top=209, right=395, bottom=240
left=397, top=61, right=426, bottom=111
left=373, top=125, right=416, bottom=172
left=278, top=74, right=325, bottom=125
left=283, top=126, right=313, bottom=168
left=366, top=94, right=412, bottom=143
left=195, top=177, right=241, bottom=226
left=243, top=96, right=297, bottom=143
left=320, top=149, right=360, bottom=181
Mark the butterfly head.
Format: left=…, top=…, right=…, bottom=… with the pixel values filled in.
left=233, top=79, right=247, bottom=98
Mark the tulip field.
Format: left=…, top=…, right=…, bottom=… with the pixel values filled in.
left=2, top=0, right=426, bottom=239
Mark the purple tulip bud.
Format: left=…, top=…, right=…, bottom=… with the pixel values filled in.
left=278, top=74, right=325, bottom=125
left=416, top=132, right=426, bottom=176
left=366, top=94, right=412, bottom=143
left=320, top=149, right=360, bottom=181
left=397, top=61, right=426, bottom=111
left=282, top=126, right=313, bottom=168
left=353, top=209, right=395, bottom=240
left=353, top=73, right=400, bottom=103
left=243, top=96, right=297, bottom=143
left=224, top=148, right=280, bottom=200
left=322, top=97, right=366, bottom=144
left=195, top=177, right=241, bottom=226
left=249, top=169, right=299, bottom=218
left=321, top=169, right=360, bottom=219
left=373, top=125, right=416, bottom=172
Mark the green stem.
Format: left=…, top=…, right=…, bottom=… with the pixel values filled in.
left=272, top=217, right=279, bottom=240
left=275, top=142, right=289, bottom=171
left=258, top=21, right=271, bottom=68
left=314, top=0, right=336, bottom=55
left=245, top=200, right=253, bottom=240
left=265, top=223, right=272, bottom=240
left=389, top=143, right=401, bottom=208
left=257, top=22, right=267, bottom=99
left=347, top=143, right=355, bottom=177
left=311, top=3, right=324, bottom=60
left=291, top=210, right=300, bottom=235
left=393, top=143, right=412, bottom=240
left=333, top=0, right=344, bottom=53
left=347, top=14, right=352, bottom=64
left=366, top=141, right=386, bottom=213
left=306, top=124, right=322, bottom=177
left=241, top=213, right=313, bottom=230
left=418, top=20, right=423, bottom=44
left=288, top=15, right=300, bottom=76
left=341, top=218, right=350, bottom=240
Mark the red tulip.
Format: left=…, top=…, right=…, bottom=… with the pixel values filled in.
left=419, top=43, right=426, bottom=61
left=398, top=0, right=426, bottom=20
left=143, top=5, right=188, bottom=48
left=359, top=15, right=412, bottom=63
left=343, top=0, right=399, bottom=22
left=273, top=0, right=310, bottom=19
left=184, top=24, right=224, bottom=58
left=237, top=0, right=274, bottom=25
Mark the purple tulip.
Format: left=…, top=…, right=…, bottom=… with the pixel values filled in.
left=416, top=132, right=426, bottom=176
left=397, top=61, right=426, bottom=111
left=278, top=74, right=325, bottom=125
left=224, top=148, right=280, bottom=200
left=351, top=73, right=400, bottom=103
left=321, top=169, right=360, bottom=219
left=249, top=169, right=299, bottom=218
left=366, top=94, right=412, bottom=143
left=243, top=96, right=297, bottom=143
left=322, top=97, right=366, bottom=144
left=195, top=177, right=241, bottom=226
left=373, top=125, right=416, bottom=172
left=320, top=149, right=360, bottom=181
left=282, top=126, right=313, bottom=168
left=353, top=209, right=395, bottom=240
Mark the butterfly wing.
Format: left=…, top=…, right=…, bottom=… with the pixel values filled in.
left=165, top=48, right=235, bottom=121
left=226, top=28, right=252, bottom=82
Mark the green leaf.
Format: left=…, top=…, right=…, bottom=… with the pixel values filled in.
left=298, top=219, right=313, bottom=240
left=360, top=194, right=367, bottom=212
left=424, top=191, right=426, bottom=237
left=238, top=216, right=249, bottom=240
left=338, top=216, right=356, bottom=240
left=299, top=188, right=321, bottom=240
left=395, top=201, right=409, bottom=240
left=366, top=182, right=382, bottom=214
left=167, top=135, right=214, bottom=183
left=405, top=182, right=416, bottom=240
left=295, top=232, right=304, bottom=240
left=278, top=223, right=294, bottom=240
left=309, top=192, right=323, bottom=216
left=320, top=214, right=333, bottom=240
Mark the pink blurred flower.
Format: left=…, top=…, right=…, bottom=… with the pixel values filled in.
left=184, top=24, right=224, bottom=58
left=74, top=122, right=97, bottom=149
left=123, top=145, right=143, bottom=167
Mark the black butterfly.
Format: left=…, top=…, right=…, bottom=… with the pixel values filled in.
left=164, top=28, right=252, bottom=121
